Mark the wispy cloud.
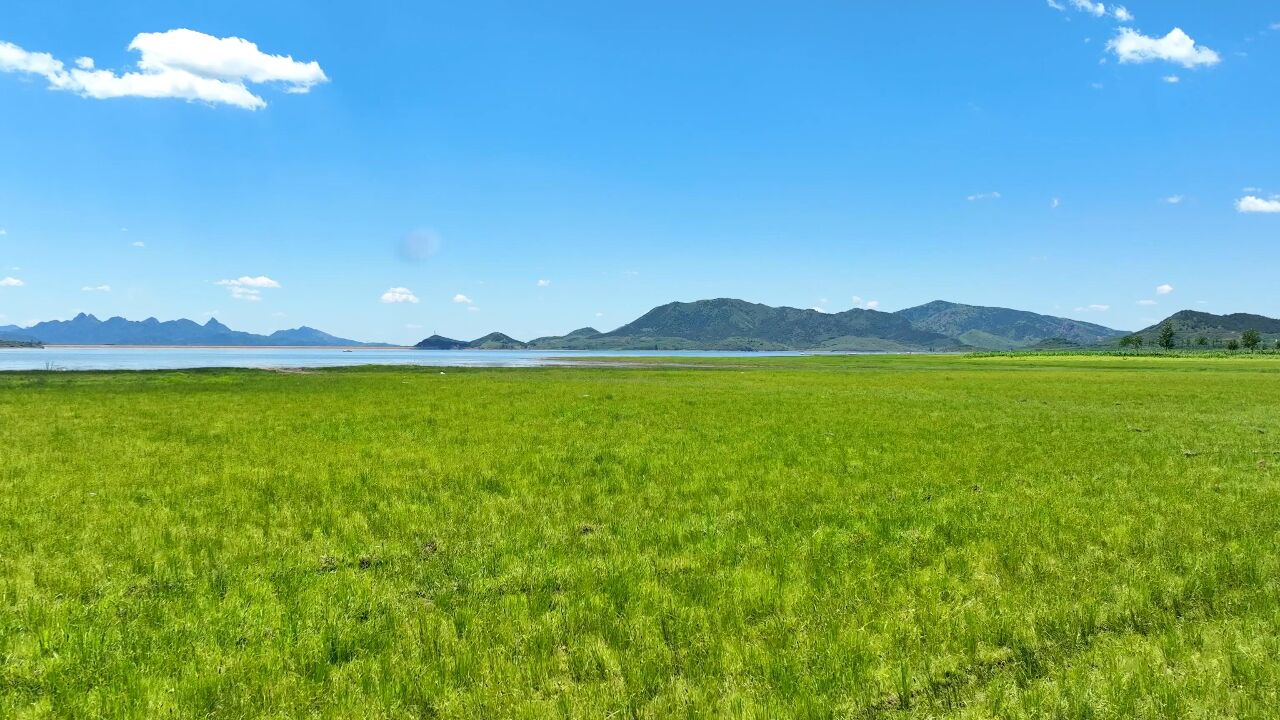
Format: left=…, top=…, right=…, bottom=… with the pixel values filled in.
left=1163, top=195, right=1184, bottom=204
left=1075, top=304, right=1110, bottom=312
left=81, top=284, right=112, bottom=292
left=1236, top=195, right=1280, bottom=213
left=1108, top=28, right=1221, bottom=68
left=1156, top=283, right=1174, bottom=295
left=380, top=287, right=419, bottom=304
left=1050, top=197, right=1062, bottom=209
left=217, top=276, right=280, bottom=289
left=536, top=279, right=551, bottom=287
left=0, top=276, right=24, bottom=287
left=452, top=293, right=473, bottom=304
left=131, top=240, right=145, bottom=248
left=0, top=29, right=327, bottom=110
left=966, top=191, right=1001, bottom=202
left=1162, top=74, right=1181, bottom=83
left=1137, top=299, right=1158, bottom=306
left=216, top=275, right=279, bottom=301
left=1048, top=0, right=1132, bottom=21
left=1071, top=0, right=1106, bottom=17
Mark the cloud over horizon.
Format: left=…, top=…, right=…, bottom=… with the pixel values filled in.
left=0, top=29, right=327, bottom=109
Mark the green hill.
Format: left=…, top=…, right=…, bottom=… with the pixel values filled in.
left=467, top=332, right=528, bottom=350
left=1129, top=310, right=1280, bottom=348
left=895, top=300, right=1127, bottom=350
left=585, top=299, right=962, bottom=351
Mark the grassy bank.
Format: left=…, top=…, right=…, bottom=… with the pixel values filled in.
left=2, top=356, right=1279, bottom=717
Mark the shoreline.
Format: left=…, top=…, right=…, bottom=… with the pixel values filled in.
left=41, top=344, right=413, bottom=350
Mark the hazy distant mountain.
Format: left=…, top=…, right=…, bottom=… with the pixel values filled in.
left=895, top=300, right=1127, bottom=350
left=8, top=314, right=387, bottom=346
left=0, top=324, right=42, bottom=344
left=1132, top=310, right=1280, bottom=347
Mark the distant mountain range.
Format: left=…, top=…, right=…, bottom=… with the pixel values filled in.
left=415, top=299, right=1136, bottom=352
left=0, top=314, right=387, bottom=346
left=5, top=301, right=1275, bottom=353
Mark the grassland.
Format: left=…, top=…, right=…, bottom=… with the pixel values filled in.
left=2, top=355, right=1279, bottom=718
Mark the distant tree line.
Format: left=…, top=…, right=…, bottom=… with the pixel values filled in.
left=1120, top=322, right=1269, bottom=353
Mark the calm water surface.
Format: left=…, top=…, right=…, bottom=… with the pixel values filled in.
left=0, top=347, right=807, bottom=371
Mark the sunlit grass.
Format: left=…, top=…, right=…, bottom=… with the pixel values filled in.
left=2, top=356, right=1279, bottom=717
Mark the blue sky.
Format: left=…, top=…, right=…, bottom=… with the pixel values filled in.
left=1, top=1, right=1277, bottom=343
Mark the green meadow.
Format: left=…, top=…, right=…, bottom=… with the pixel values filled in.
left=2, top=355, right=1279, bottom=718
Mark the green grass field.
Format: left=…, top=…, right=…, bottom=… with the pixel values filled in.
left=3, top=356, right=1279, bottom=718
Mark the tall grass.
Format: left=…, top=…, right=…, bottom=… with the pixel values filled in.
left=2, top=356, right=1278, bottom=717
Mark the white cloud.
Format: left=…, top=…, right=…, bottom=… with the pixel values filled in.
left=536, top=279, right=551, bottom=287
left=216, top=276, right=279, bottom=301
left=1075, top=304, right=1110, bottom=312
left=966, top=191, right=1001, bottom=201
left=1112, top=6, right=1134, bottom=21
left=1071, top=0, right=1106, bottom=17
left=0, top=277, right=25, bottom=287
left=1236, top=195, right=1280, bottom=213
left=1137, top=299, right=1158, bottom=306
left=1050, top=197, right=1061, bottom=209
left=1046, top=0, right=1066, bottom=10
left=380, top=287, right=419, bottom=304
left=809, top=307, right=828, bottom=313
left=0, top=228, right=7, bottom=236
left=131, top=241, right=145, bottom=248
left=452, top=293, right=473, bottom=304
left=1156, top=284, right=1174, bottom=295
left=1163, top=195, right=1184, bottom=204
left=217, top=275, right=280, bottom=288
left=1242, top=186, right=1262, bottom=193
left=81, top=284, right=111, bottom=292
left=865, top=300, right=881, bottom=310
left=1107, top=28, right=1221, bottom=68
left=1162, top=75, right=1181, bottom=83
left=0, top=29, right=327, bottom=110
left=595, top=312, right=604, bottom=318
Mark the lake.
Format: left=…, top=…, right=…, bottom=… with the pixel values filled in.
left=0, top=347, right=808, bottom=371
